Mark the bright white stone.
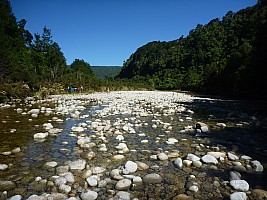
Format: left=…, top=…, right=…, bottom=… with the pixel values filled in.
left=230, top=180, right=249, bottom=191
left=230, top=192, right=247, bottom=200
left=173, top=158, right=183, bottom=169
left=207, top=152, right=226, bottom=159
left=122, top=161, right=137, bottom=174
left=80, top=190, right=98, bottom=200
left=34, top=132, right=48, bottom=139
left=186, top=154, right=200, bottom=162
left=0, top=164, right=8, bottom=171
left=201, top=155, right=218, bottom=164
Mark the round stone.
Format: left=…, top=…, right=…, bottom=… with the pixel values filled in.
left=201, top=155, right=218, bottom=164
left=157, top=153, right=168, bottom=161
left=86, top=177, right=98, bottom=187
left=230, top=192, right=247, bottom=200
left=230, top=180, right=249, bottom=191
left=173, top=158, right=183, bottom=169
left=186, top=154, right=200, bottom=162
left=143, top=173, right=162, bottom=184
left=80, top=190, right=98, bottom=200
left=0, top=164, right=8, bottom=171
left=115, top=179, right=132, bottom=190
left=189, top=185, right=199, bottom=192
left=122, top=161, right=137, bottom=174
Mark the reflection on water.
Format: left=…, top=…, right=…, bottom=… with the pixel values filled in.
left=184, top=96, right=267, bottom=189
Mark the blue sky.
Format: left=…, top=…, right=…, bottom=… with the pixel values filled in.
left=10, top=0, right=257, bottom=66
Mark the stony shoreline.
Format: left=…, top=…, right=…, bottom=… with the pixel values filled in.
left=0, top=91, right=266, bottom=200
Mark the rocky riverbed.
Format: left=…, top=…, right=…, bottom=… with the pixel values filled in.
left=0, top=91, right=267, bottom=200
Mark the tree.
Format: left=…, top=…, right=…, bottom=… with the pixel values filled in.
left=70, top=59, right=93, bottom=81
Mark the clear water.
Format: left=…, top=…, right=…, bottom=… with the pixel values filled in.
left=0, top=95, right=266, bottom=198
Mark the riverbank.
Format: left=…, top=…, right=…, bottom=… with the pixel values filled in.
left=0, top=91, right=266, bottom=199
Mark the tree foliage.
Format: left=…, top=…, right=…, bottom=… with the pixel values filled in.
left=118, top=2, right=267, bottom=98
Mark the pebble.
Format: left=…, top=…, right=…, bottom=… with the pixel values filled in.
left=56, top=165, right=69, bottom=176
left=98, top=180, right=107, bottom=188
left=251, top=160, right=264, bottom=172
left=230, top=192, right=247, bottom=200
left=80, top=190, right=98, bottom=200
left=133, top=176, right=143, bottom=184
left=157, top=152, right=169, bottom=161
left=64, top=172, right=75, bottom=183
left=113, top=155, right=125, bottom=161
left=193, top=160, right=202, bottom=168
left=207, top=151, right=226, bottom=159
left=230, top=180, right=249, bottom=191
left=9, top=195, right=22, bottom=200
left=122, top=161, right=138, bottom=174
left=44, top=161, right=58, bottom=168
left=189, top=185, right=199, bottom=192
left=114, top=191, right=131, bottom=200
left=66, top=159, right=86, bottom=170
left=136, top=161, right=149, bottom=170
left=11, top=147, right=21, bottom=154
left=143, top=173, right=162, bottom=184
left=173, top=158, right=183, bottom=169
left=59, top=184, right=72, bottom=193
left=33, top=132, right=48, bottom=139
left=201, top=155, right=218, bottom=164
left=241, top=155, right=252, bottom=160
left=229, top=171, right=241, bottom=181
left=166, top=138, right=178, bottom=145
left=115, top=179, right=132, bottom=190
left=86, top=176, right=98, bottom=187
left=183, top=160, right=192, bottom=167
left=0, top=164, right=8, bottom=171
left=228, top=152, right=239, bottom=161
left=186, top=153, right=200, bottom=162
left=54, top=177, right=67, bottom=186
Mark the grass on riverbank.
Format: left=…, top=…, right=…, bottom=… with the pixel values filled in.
left=0, top=78, right=153, bottom=103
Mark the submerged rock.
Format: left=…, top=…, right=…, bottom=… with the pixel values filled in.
left=0, top=180, right=16, bottom=191
left=143, top=173, right=162, bottom=184
left=66, top=159, right=86, bottom=170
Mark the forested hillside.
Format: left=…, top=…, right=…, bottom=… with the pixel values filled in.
left=0, top=0, right=95, bottom=87
left=0, top=0, right=150, bottom=101
left=91, top=66, right=121, bottom=79
left=118, top=1, right=267, bottom=98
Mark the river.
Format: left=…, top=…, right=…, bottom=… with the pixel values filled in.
left=0, top=91, right=266, bottom=199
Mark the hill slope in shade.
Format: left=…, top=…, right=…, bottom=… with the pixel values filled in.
left=91, top=66, right=122, bottom=79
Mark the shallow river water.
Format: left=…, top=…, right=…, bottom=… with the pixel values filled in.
left=0, top=91, right=266, bottom=200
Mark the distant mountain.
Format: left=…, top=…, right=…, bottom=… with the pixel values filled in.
left=91, top=66, right=122, bottom=79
